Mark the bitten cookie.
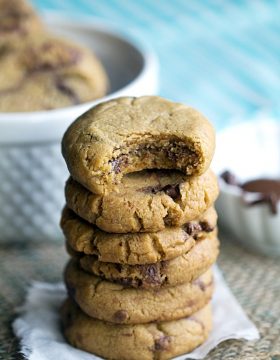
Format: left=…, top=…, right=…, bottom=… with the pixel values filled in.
left=62, top=96, right=215, bottom=194
left=0, top=34, right=108, bottom=112
left=64, top=260, right=213, bottom=324
left=65, top=169, right=218, bottom=233
left=70, top=233, right=219, bottom=289
left=61, top=207, right=217, bottom=265
left=61, top=298, right=212, bottom=360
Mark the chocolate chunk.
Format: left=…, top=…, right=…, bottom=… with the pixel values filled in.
left=162, top=184, right=180, bottom=200
left=220, top=170, right=239, bottom=186
left=139, top=183, right=181, bottom=200
left=55, top=78, right=79, bottom=105
left=115, top=263, right=123, bottom=273
left=193, top=279, right=206, bottom=291
left=245, top=194, right=278, bottom=215
left=199, top=221, right=214, bottom=233
left=154, top=335, right=171, bottom=351
left=113, top=310, right=128, bottom=323
left=183, top=222, right=202, bottom=236
left=142, top=264, right=162, bottom=286
left=221, top=170, right=280, bottom=215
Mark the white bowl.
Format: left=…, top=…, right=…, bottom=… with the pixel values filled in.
left=0, top=15, right=159, bottom=242
left=213, top=118, right=280, bottom=257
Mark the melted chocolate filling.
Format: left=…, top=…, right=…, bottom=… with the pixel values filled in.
left=221, top=170, right=280, bottom=215
left=109, top=143, right=199, bottom=175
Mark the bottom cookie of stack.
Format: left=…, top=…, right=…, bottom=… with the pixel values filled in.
left=61, top=298, right=212, bottom=360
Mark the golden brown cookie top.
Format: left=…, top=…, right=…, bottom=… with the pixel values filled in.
left=61, top=206, right=217, bottom=265
left=75, top=233, right=219, bottom=289
left=61, top=298, right=212, bottom=360
left=62, top=96, right=216, bottom=194
left=65, top=169, right=219, bottom=233
left=64, top=259, right=213, bottom=324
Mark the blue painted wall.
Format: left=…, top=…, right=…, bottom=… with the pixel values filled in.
left=33, top=0, right=280, bottom=129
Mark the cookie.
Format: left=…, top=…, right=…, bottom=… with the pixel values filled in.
left=0, top=0, right=43, bottom=51
left=61, top=298, right=212, bottom=360
left=64, top=260, right=213, bottom=324
left=61, top=207, right=217, bottom=265
left=65, top=168, right=218, bottom=233
left=71, top=233, right=219, bottom=289
left=0, top=34, right=108, bottom=112
left=62, top=96, right=215, bottom=194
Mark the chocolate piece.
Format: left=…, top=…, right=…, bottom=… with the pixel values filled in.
left=139, top=183, right=181, bottom=200
left=55, top=79, right=79, bottom=105
left=142, top=264, right=162, bottom=286
left=220, top=170, right=239, bottom=186
left=199, top=221, right=214, bottom=233
left=242, top=179, right=280, bottom=215
left=154, top=335, right=171, bottom=351
left=183, top=222, right=202, bottom=236
left=162, top=184, right=180, bottom=200
left=221, top=171, right=280, bottom=215
left=112, top=310, right=129, bottom=323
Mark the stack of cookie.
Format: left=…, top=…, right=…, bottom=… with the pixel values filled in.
left=60, top=96, right=219, bottom=360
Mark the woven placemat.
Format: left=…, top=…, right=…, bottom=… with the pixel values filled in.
left=0, top=232, right=279, bottom=360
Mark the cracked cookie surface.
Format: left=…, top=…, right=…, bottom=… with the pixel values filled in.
left=61, top=298, right=212, bottom=360
left=62, top=96, right=215, bottom=194
left=61, top=207, right=217, bottom=265
left=0, top=33, right=108, bottom=111
left=64, top=260, right=213, bottom=324
left=65, top=168, right=218, bottom=233
left=69, top=232, right=219, bottom=289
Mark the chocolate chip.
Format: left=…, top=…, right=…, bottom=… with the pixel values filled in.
left=220, top=170, right=239, bottom=186
left=142, top=264, right=162, bottom=286
left=199, top=221, right=214, bottom=233
left=183, top=222, right=202, bottom=236
left=162, top=184, right=180, bottom=200
left=55, top=78, right=79, bottom=104
left=115, top=263, right=123, bottom=273
left=113, top=310, right=128, bottom=323
left=154, top=335, right=171, bottom=351
left=139, top=183, right=181, bottom=200
left=193, top=279, right=206, bottom=291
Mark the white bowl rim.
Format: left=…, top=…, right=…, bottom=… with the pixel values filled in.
left=0, top=13, right=159, bottom=123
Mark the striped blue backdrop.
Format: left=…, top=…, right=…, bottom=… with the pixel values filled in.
left=33, top=0, right=280, bottom=130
